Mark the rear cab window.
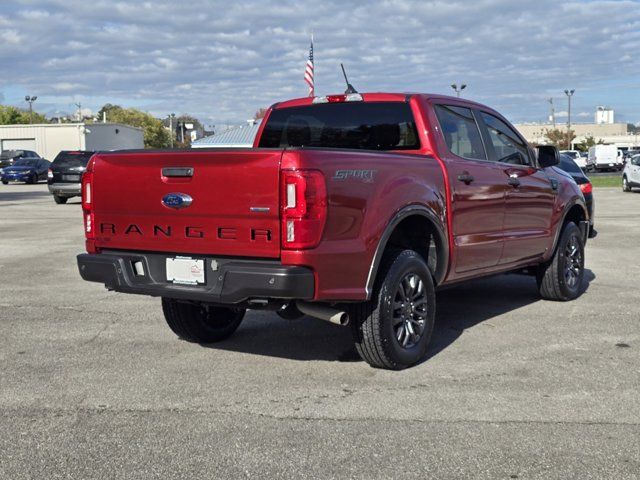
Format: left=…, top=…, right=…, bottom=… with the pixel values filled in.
left=258, top=102, right=420, bottom=151
left=53, top=151, right=95, bottom=168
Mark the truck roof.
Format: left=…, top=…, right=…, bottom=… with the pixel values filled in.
left=273, top=92, right=494, bottom=112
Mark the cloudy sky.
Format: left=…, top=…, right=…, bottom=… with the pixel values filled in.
left=1, top=0, right=639, bottom=127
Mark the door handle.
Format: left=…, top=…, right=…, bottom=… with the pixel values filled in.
left=507, top=176, right=520, bottom=187
left=162, top=167, right=194, bottom=177
left=457, top=172, right=474, bottom=184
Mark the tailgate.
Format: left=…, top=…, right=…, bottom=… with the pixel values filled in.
left=91, top=149, right=283, bottom=258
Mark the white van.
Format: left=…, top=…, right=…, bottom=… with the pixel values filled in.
left=587, top=145, right=623, bottom=172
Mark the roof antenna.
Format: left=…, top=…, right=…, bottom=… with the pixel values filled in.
left=340, top=63, right=358, bottom=94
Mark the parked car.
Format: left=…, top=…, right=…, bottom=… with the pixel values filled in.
left=556, top=154, right=595, bottom=236
left=47, top=151, right=96, bottom=204
left=560, top=149, right=587, bottom=169
left=1, top=158, right=51, bottom=184
left=622, top=154, right=640, bottom=192
left=624, top=149, right=639, bottom=160
left=76, top=92, right=589, bottom=370
left=0, top=150, right=44, bottom=174
left=587, top=145, right=623, bottom=172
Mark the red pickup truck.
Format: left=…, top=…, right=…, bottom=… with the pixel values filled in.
left=77, top=92, right=589, bottom=369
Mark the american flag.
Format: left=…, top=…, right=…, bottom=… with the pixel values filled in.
left=304, top=37, right=314, bottom=97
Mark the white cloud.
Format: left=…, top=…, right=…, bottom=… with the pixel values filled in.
left=0, top=0, right=639, bottom=124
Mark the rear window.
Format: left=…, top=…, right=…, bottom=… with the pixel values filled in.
left=53, top=151, right=94, bottom=168
left=13, top=159, right=38, bottom=167
left=434, top=105, right=486, bottom=160
left=258, top=102, right=420, bottom=150
left=0, top=150, right=22, bottom=160
left=558, top=154, right=582, bottom=173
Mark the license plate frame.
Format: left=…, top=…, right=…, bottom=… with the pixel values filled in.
left=166, top=256, right=205, bottom=285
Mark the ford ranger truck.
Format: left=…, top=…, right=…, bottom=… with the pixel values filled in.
left=77, top=93, right=590, bottom=370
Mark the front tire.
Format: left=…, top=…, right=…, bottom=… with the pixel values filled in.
left=350, top=250, right=436, bottom=370
left=623, top=176, right=631, bottom=192
left=537, top=222, right=585, bottom=301
left=161, top=298, right=245, bottom=343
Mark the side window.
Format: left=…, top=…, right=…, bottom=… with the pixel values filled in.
left=480, top=112, right=530, bottom=165
left=632, top=156, right=640, bottom=166
left=434, top=105, right=486, bottom=160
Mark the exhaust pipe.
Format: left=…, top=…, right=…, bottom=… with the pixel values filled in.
left=296, top=301, right=349, bottom=326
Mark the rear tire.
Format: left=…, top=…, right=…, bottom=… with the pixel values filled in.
left=1, top=180, right=7, bottom=185
left=350, top=249, right=436, bottom=370
left=161, top=298, right=245, bottom=343
left=537, top=222, right=585, bottom=301
left=53, top=195, right=68, bottom=204
left=27, top=173, right=37, bottom=184
left=623, top=176, right=631, bottom=192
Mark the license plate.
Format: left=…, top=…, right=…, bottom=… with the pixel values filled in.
left=62, top=174, right=80, bottom=181
left=166, top=257, right=205, bottom=285
left=609, top=163, right=614, bottom=167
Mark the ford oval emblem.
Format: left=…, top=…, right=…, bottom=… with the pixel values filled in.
left=162, top=193, right=193, bottom=210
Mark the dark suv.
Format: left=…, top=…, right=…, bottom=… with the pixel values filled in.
left=48, top=151, right=96, bottom=204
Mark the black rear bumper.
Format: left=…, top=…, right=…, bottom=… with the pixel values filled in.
left=77, top=251, right=315, bottom=304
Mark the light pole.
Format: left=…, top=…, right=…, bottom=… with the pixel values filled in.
left=169, top=113, right=175, bottom=148
left=450, top=83, right=466, bottom=98
left=547, top=97, right=555, bottom=128
left=564, top=89, right=575, bottom=149
left=25, top=96, right=37, bottom=123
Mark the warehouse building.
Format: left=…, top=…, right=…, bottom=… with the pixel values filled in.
left=513, top=122, right=639, bottom=148
left=191, top=120, right=261, bottom=148
left=0, top=123, right=144, bottom=160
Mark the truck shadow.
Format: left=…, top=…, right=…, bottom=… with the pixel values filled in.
left=204, top=270, right=595, bottom=364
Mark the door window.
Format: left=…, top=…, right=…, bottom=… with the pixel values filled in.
left=480, top=112, right=530, bottom=165
left=434, top=105, right=486, bottom=160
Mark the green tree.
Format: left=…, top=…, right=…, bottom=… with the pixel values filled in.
left=0, top=105, right=47, bottom=124
left=254, top=108, right=268, bottom=120
left=96, top=104, right=171, bottom=148
left=545, top=128, right=576, bottom=149
left=576, top=135, right=604, bottom=152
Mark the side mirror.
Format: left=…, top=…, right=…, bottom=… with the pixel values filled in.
left=536, top=145, right=560, bottom=168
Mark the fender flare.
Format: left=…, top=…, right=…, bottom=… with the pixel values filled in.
left=550, top=196, right=589, bottom=254
left=365, top=204, right=449, bottom=299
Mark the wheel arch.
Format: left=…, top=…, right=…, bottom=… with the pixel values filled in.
left=365, top=205, right=448, bottom=299
left=550, top=198, right=589, bottom=253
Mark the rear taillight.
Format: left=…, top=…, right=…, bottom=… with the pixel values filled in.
left=47, top=169, right=53, bottom=179
left=579, top=182, right=593, bottom=195
left=280, top=169, right=327, bottom=249
left=82, top=157, right=97, bottom=252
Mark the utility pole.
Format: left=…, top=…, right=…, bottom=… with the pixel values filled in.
left=25, top=96, right=37, bottom=123
left=74, top=102, right=82, bottom=122
left=564, top=89, right=575, bottom=149
left=547, top=97, right=555, bottom=128
left=450, top=83, right=467, bottom=98
left=169, top=113, right=175, bottom=148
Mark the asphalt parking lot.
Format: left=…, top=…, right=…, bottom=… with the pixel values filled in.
left=1, top=183, right=638, bottom=479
